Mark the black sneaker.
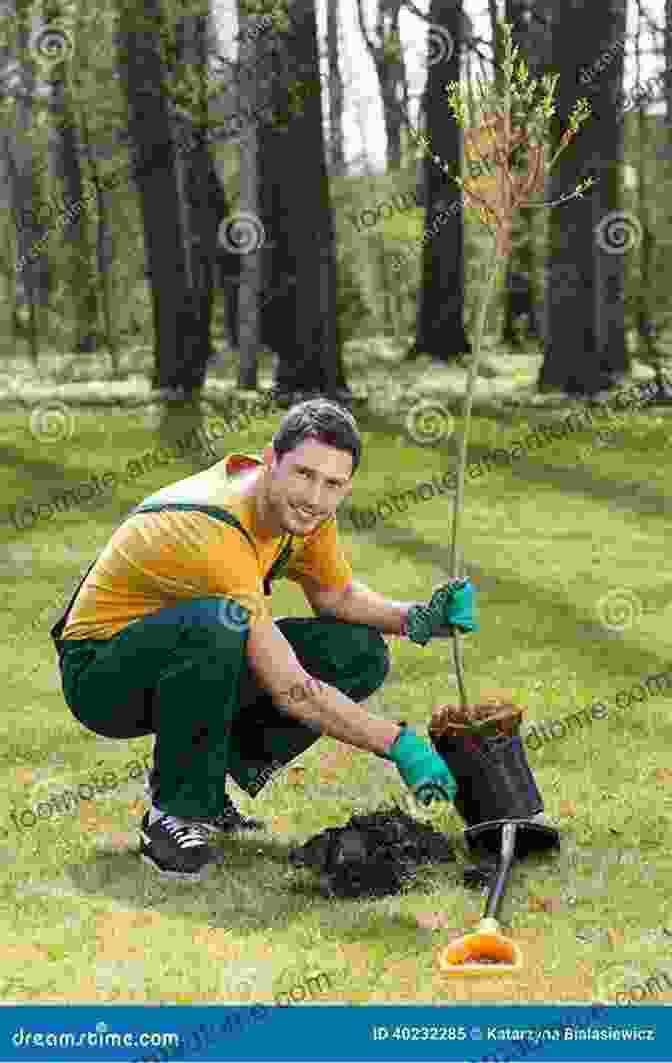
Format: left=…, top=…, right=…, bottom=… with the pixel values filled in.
left=139, top=811, right=217, bottom=880
left=144, top=770, right=265, bottom=834
left=199, top=793, right=266, bottom=834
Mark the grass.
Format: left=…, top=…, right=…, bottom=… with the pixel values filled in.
left=1, top=342, right=672, bottom=1006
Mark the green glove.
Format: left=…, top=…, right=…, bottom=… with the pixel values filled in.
left=405, top=577, right=477, bottom=647
left=385, top=726, right=457, bottom=806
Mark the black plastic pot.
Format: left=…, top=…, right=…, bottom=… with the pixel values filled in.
left=430, top=729, right=544, bottom=827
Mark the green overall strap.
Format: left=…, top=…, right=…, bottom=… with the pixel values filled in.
left=49, top=559, right=99, bottom=643
left=50, top=501, right=294, bottom=646
left=130, top=502, right=294, bottom=596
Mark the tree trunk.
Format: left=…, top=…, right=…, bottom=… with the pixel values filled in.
left=378, top=67, right=402, bottom=171
left=259, top=0, right=348, bottom=401
left=540, top=0, right=629, bottom=396
left=48, top=80, right=99, bottom=353
left=665, top=1, right=672, bottom=161
left=174, top=11, right=221, bottom=393
left=500, top=0, right=550, bottom=346
left=355, top=0, right=408, bottom=172
left=326, top=0, right=346, bottom=177
left=4, top=0, right=49, bottom=365
left=414, top=0, right=470, bottom=361
left=235, top=0, right=263, bottom=390
left=119, top=0, right=205, bottom=396
left=79, top=109, right=119, bottom=374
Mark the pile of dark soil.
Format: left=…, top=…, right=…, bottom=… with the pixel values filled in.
left=288, top=805, right=455, bottom=899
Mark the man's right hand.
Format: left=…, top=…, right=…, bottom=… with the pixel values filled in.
left=384, top=726, right=457, bottom=805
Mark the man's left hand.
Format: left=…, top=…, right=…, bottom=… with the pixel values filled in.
left=405, top=578, right=478, bottom=646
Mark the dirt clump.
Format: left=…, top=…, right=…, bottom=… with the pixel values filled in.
left=288, top=805, right=455, bottom=899
left=429, top=696, right=522, bottom=735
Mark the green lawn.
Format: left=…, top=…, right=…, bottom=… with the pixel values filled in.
left=1, top=347, right=672, bottom=1006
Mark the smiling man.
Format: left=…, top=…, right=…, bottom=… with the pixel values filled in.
left=51, top=399, right=476, bottom=880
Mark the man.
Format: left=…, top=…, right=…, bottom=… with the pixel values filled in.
left=51, top=399, right=476, bottom=881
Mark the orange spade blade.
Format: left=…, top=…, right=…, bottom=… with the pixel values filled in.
left=437, top=927, right=523, bottom=976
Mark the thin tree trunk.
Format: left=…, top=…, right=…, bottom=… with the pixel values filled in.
left=119, top=0, right=203, bottom=395
left=327, top=0, right=346, bottom=177
left=6, top=0, right=48, bottom=365
left=665, top=1, right=672, bottom=163
left=79, top=109, right=119, bottom=374
left=355, top=0, right=408, bottom=172
left=49, top=80, right=99, bottom=353
left=500, top=0, right=546, bottom=345
left=236, top=0, right=262, bottom=390
left=414, top=0, right=470, bottom=360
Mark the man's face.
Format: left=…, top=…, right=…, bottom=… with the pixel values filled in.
left=262, top=438, right=353, bottom=535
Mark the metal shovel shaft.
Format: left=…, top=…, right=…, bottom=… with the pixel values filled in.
left=484, top=821, right=518, bottom=921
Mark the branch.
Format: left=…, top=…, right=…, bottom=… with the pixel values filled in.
left=518, top=182, right=598, bottom=210
left=355, top=0, right=377, bottom=59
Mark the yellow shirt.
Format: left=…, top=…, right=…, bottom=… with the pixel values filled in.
left=61, top=453, right=353, bottom=640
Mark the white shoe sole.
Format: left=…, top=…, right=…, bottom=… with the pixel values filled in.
left=139, top=827, right=216, bottom=881
left=139, top=851, right=214, bottom=881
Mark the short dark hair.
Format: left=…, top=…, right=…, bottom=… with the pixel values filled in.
left=272, top=398, right=361, bottom=477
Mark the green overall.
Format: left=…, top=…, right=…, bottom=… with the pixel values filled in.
left=51, top=503, right=390, bottom=819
